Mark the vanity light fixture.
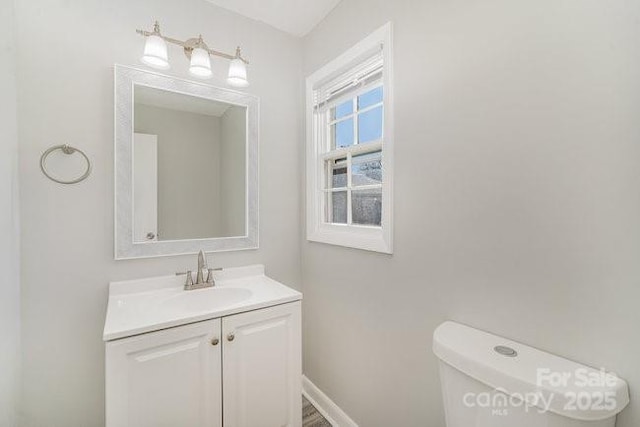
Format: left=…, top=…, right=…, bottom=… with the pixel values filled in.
left=136, top=21, right=249, bottom=86
left=189, top=36, right=213, bottom=78
left=140, top=22, right=169, bottom=69
left=227, top=48, right=249, bottom=87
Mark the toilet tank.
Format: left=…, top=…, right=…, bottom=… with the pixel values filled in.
left=433, top=322, right=629, bottom=427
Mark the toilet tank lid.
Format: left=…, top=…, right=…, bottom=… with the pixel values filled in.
left=433, top=321, right=629, bottom=421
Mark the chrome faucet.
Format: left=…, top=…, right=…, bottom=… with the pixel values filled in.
left=196, top=250, right=207, bottom=284
left=181, top=250, right=216, bottom=290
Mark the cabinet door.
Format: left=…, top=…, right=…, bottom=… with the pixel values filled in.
left=106, top=319, right=222, bottom=427
left=222, top=302, right=302, bottom=427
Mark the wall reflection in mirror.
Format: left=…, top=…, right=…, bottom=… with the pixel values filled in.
left=132, top=85, right=247, bottom=242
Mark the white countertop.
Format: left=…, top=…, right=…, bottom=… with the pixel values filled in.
left=103, top=265, right=302, bottom=341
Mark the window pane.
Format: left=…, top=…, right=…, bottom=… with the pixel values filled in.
left=352, top=151, right=382, bottom=187
left=327, top=191, right=347, bottom=224
left=358, top=86, right=383, bottom=110
left=327, top=158, right=347, bottom=189
left=332, top=100, right=353, bottom=120
left=358, top=106, right=383, bottom=144
left=332, top=118, right=354, bottom=148
left=352, top=188, right=382, bottom=226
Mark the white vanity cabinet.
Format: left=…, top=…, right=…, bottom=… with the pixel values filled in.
left=106, top=319, right=223, bottom=427
left=222, top=303, right=301, bottom=427
left=105, top=301, right=302, bottom=427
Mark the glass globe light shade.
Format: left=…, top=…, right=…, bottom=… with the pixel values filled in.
left=189, top=47, right=212, bottom=78
left=141, top=35, right=169, bottom=69
left=227, top=58, right=249, bottom=87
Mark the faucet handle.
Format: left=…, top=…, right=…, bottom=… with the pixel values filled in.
left=184, top=270, right=194, bottom=288
left=206, top=268, right=215, bottom=285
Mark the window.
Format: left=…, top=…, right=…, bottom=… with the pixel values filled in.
left=306, top=23, right=393, bottom=253
left=326, top=88, right=383, bottom=227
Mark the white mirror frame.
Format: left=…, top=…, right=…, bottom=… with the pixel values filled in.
left=114, top=65, right=259, bottom=259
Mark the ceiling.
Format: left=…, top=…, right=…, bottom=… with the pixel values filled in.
left=204, top=0, right=342, bottom=37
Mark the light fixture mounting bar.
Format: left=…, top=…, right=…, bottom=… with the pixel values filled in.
left=135, top=25, right=249, bottom=64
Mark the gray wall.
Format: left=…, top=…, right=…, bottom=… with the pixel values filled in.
left=15, top=0, right=302, bottom=425
left=301, top=1, right=640, bottom=426
left=0, top=0, right=20, bottom=425
left=220, top=106, right=247, bottom=237
left=135, top=104, right=223, bottom=240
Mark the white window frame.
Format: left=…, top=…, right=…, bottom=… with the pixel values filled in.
left=306, top=23, right=393, bottom=254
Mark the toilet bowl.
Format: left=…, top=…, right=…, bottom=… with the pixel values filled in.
left=433, top=321, right=629, bottom=427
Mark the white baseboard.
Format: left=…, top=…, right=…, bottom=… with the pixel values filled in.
left=302, top=375, right=359, bottom=427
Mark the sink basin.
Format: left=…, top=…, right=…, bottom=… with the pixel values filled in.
left=103, top=264, right=303, bottom=341
left=159, top=287, right=253, bottom=313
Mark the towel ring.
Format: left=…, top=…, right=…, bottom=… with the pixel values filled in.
left=40, top=144, right=92, bottom=185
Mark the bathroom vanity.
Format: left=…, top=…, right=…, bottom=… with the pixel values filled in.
left=107, top=65, right=296, bottom=426
left=103, top=265, right=302, bottom=427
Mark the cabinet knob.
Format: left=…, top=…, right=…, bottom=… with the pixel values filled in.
left=211, top=338, right=219, bottom=346
left=227, top=333, right=235, bottom=342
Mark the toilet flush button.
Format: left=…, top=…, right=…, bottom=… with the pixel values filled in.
left=494, top=345, right=518, bottom=357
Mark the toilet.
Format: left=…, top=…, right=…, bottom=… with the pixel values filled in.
left=433, top=321, right=629, bottom=427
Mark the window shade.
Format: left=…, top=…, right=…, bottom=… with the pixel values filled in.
left=313, top=48, right=383, bottom=109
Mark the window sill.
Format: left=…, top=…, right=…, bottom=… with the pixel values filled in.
left=307, top=223, right=392, bottom=254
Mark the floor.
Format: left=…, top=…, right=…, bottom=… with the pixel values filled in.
left=303, top=396, right=332, bottom=427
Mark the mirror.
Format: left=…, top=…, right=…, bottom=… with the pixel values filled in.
left=115, top=65, right=259, bottom=259
left=133, top=86, right=247, bottom=242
